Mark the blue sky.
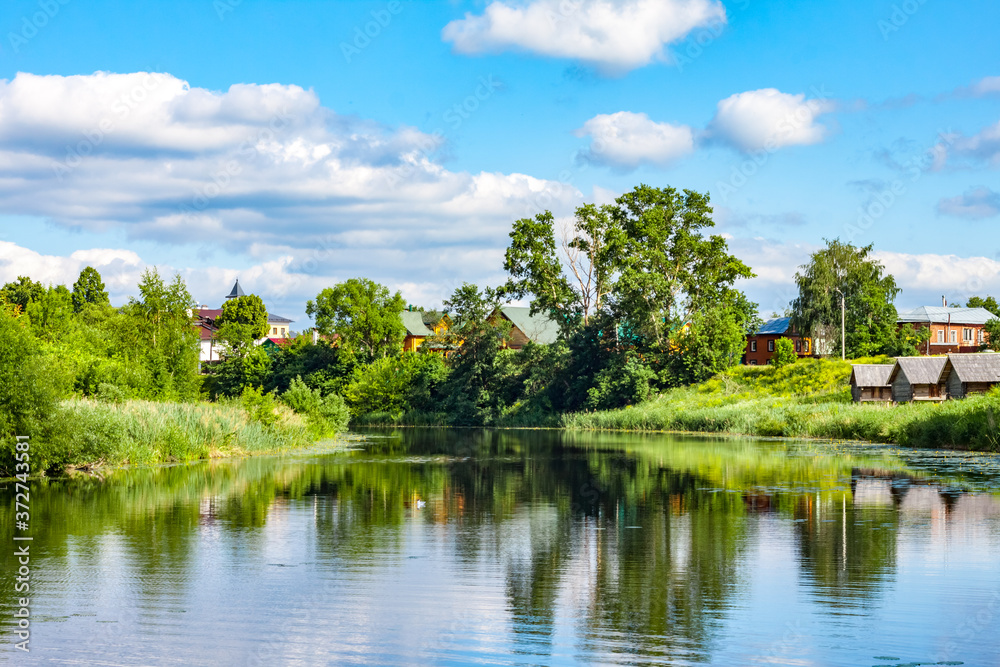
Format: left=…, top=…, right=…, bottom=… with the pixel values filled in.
left=1, top=0, right=999, bottom=326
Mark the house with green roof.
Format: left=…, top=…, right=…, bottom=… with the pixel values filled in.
left=496, top=306, right=560, bottom=350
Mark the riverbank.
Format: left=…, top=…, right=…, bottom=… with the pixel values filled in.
left=3, top=397, right=331, bottom=475
left=563, top=358, right=1000, bottom=452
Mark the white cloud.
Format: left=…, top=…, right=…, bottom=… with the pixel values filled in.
left=876, top=251, right=1000, bottom=307
left=441, top=0, right=726, bottom=74
left=942, top=119, right=1000, bottom=166
left=707, top=88, right=835, bottom=153
left=0, top=241, right=143, bottom=298
left=575, top=111, right=694, bottom=169
left=0, top=71, right=583, bottom=313
left=962, top=75, right=1000, bottom=97
left=937, top=187, right=1000, bottom=219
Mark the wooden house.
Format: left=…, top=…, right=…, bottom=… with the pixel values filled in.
left=850, top=364, right=894, bottom=402
left=744, top=317, right=814, bottom=365
left=939, top=353, right=1000, bottom=399
left=496, top=306, right=560, bottom=350
left=401, top=310, right=435, bottom=352
left=888, top=357, right=947, bottom=402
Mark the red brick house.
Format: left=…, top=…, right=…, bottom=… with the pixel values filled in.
left=744, top=317, right=814, bottom=365
left=896, top=306, right=995, bottom=355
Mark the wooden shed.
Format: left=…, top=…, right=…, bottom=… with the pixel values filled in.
left=850, top=364, right=894, bottom=402
left=939, top=353, right=1000, bottom=399
left=888, top=357, right=947, bottom=402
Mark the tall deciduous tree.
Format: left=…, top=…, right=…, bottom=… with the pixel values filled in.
left=0, top=276, right=44, bottom=312
left=216, top=294, right=269, bottom=355
left=71, top=266, right=110, bottom=313
left=437, top=283, right=510, bottom=426
left=306, top=278, right=406, bottom=361
left=503, top=184, right=757, bottom=376
left=790, top=239, right=900, bottom=359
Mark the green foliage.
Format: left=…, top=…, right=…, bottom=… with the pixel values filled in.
left=985, top=319, right=1000, bottom=352
left=240, top=385, right=280, bottom=428
left=212, top=346, right=272, bottom=397
left=585, top=351, right=657, bottom=410
left=71, top=266, right=110, bottom=312
left=0, top=398, right=315, bottom=475
left=26, top=285, right=75, bottom=342
left=0, top=275, right=44, bottom=311
left=343, top=352, right=448, bottom=417
left=771, top=338, right=797, bottom=367
left=216, top=294, right=269, bottom=353
left=437, top=283, right=511, bottom=426
left=265, top=334, right=356, bottom=396
left=791, top=239, right=900, bottom=358
left=306, top=278, right=406, bottom=361
left=885, top=324, right=931, bottom=357
left=0, top=306, right=65, bottom=440
left=280, top=376, right=349, bottom=436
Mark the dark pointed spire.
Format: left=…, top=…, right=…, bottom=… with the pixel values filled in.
left=226, top=279, right=245, bottom=300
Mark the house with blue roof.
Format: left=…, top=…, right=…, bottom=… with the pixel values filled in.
left=896, top=304, right=996, bottom=355
left=744, top=317, right=814, bottom=365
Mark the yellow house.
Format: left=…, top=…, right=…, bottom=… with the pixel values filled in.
left=401, top=311, right=434, bottom=352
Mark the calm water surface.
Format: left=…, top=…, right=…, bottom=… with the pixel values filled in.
left=2, top=430, right=1000, bottom=666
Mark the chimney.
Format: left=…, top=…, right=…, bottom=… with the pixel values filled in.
left=942, top=295, right=947, bottom=307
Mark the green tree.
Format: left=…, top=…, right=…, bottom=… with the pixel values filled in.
left=0, top=276, right=44, bottom=312
left=503, top=184, right=757, bottom=388
left=790, top=240, right=900, bottom=359
left=71, top=266, right=110, bottom=313
left=216, top=294, right=269, bottom=355
left=436, top=283, right=511, bottom=426
left=26, top=285, right=75, bottom=342
left=120, top=268, right=200, bottom=400
left=771, top=338, right=797, bottom=367
left=306, top=278, right=406, bottom=361
left=984, top=319, right=1000, bottom=352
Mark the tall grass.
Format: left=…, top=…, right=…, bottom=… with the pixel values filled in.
left=4, top=397, right=319, bottom=475
left=564, top=359, right=1000, bottom=452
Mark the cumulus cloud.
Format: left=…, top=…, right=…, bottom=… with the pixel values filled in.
left=0, top=71, right=582, bottom=313
left=441, top=0, right=726, bottom=75
left=706, top=88, right=835, bottom=153
left=876, top=251, right=1000, bottom=307
left=937, top=187, right=1000, bottom=219
left=575, top=111, right=694, bottom=169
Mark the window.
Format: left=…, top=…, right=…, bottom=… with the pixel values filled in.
left=937, top=330, right=944, bottom=343
left=803, top=340, right=810, bottom=353
left=272, top=327, right=277, bottom=335
left=749, top=360, right=758, bottom=366
left=980, top=329, right=985, bottom=342
left=795, top=340, right=801, bottom=352
left=750, top=340, right=757, bottom=352
left=963, top=327, right=973, bottom=342
left=768, top=340, right=774, bottom=352
left=950, top=330, right=957, bottom=344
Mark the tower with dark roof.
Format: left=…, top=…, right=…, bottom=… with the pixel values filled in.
left=225, top=279, right=245, bottom=300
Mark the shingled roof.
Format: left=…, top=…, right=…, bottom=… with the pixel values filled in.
left=850, top=364, right=894, bottom=387
left=888, top=357, right=947, bottom=385
left=226, top=279, right=245, bottom=299
left=940, top=353, right=1000, bottom=384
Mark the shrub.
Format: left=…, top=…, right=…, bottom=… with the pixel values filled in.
left=771, top=338, right=797, bottom=367
left=280, top=376, right=349, bottom=436
left=240, top=386, right=280, bottom=428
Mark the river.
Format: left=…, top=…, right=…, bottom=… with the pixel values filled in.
left=2, top=429, right=1000, bottom=666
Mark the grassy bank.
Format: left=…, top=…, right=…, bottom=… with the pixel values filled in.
left=3, top=397, right=327, bottom=475
left=563, top=358, right=1000, bottom=451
